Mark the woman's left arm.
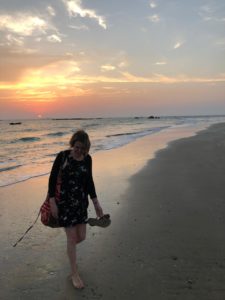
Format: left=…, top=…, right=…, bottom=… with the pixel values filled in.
left=92, top=197, right=104, bottom=218
left=87, top=155, right=104, bottom=218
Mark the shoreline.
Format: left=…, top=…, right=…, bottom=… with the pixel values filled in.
left=0, top=123, right=206, bottom=189
left=1, top=122, right=224, bottom=299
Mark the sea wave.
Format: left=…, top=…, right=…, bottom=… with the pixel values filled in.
left=11, top=137, right=41, bottom=143
left=106, top=131, right=140, bottom=137
left=23, top=128, right=40, bottom=132
left=82, top=123, right=100, bottom=128
left=106, top=126, right=169, bottom=138
left=98, top=126, right=170, bottom=151
left=45, top=131, right=69, bottom=137
left=45, top=153, right=59, bottom=157
left=0, top=171, right=50, bottom=187
left=0, top=164, right=22, bottom=172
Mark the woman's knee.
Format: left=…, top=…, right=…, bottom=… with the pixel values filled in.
left=76, top=234, right=86, bottom=244
left=66, top=235, right=77, bottom=246
left=67, top=234, right=85, bottom=245
left=76, top=224, right=86, bottom=243
left=65, top=226, right=86, bottom=245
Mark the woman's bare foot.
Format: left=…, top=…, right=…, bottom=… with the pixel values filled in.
left=71, top=272, right=84, bottom=289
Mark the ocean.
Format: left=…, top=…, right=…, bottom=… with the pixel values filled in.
left=1, top=115, right=225, bottom=187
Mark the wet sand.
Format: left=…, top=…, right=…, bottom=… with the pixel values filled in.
left=1, top=123, right=225, bottom=299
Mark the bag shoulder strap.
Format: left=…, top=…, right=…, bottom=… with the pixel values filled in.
left=13, top=211, right=40, bottom=247
left=61, top=150, right=68, bottom=170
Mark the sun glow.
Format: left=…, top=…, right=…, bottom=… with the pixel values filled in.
left=0, top=60, right=88, bottom=102
left=0, top=59, right=225, bottom=106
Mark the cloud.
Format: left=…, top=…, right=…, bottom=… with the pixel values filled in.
left=101, top=65, right=116, bottom=72
left=69, top=24, right=89, bottom=30
left=200, top=5, right=212, bottom=14
left=0, top=49, right=63, bottom=82
left=1, top=67, right=225, bottom=103
left=173, top=41, right=185, bottom=49
left=118, top=61, right=128, bottom=68
left=0, top=13, right=50, bottom=36
left=47, top=34, right=62, bottom=43
left=5, top=34, right=24, bottom=47
left=120, top=72, right=225, bottom=84
left=155, top=61, right=167, bottom=65
left=199, top=4, right=225, bottom=22
left=102, top=86, right=116, bottom=90
left=8, top=47, right=38, bottom=55
left=47, top=6, right=56, bottom=16
left=35, top=37, right=42, bottom=42
left=149, top=1, right=157, bottom=8
left=203, top=16, right=225, bottom=22
left=215, top=38, right=225, bottom=48
left=0, top=35, right=38, bottom=57
left=0, top=13, right=52, bottom=36
left=2, top=68, right=95, bottom=93
left=35, top=60, right=81, bottom=76
left=148, top=14, right=160, bottom=23
left=0, top=60, right=82, bottom=100
left=63, top=0, right=107, bottom=29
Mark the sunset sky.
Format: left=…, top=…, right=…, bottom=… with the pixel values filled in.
left=0, top=0, right=225, bottom=119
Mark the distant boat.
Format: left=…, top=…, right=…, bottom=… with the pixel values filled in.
left=9, top=122, right=22, bottom=125
left=148, top=116, right=160, bottom=119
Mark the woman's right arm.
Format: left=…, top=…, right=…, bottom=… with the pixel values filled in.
left=48, top=151, right=63, bottom=197
left=48, top=151, right=64, bottom=218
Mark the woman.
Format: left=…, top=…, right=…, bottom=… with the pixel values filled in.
left=48, top=130, right=104, bottom=289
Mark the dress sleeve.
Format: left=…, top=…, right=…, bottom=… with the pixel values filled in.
left=87, top=155, right=97, bottom=199
left=48, top=151, right=64, bottom=197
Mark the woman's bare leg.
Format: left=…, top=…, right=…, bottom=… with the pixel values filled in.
left=76, top=223, right=86, bottom=244
left=65, top=224, right=86, bottom=289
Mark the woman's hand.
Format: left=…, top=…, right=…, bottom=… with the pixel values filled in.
left=49, top=197, right=58, bottom=219
left=92, top=198, right=104, bottom=218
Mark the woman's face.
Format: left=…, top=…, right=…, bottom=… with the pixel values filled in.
left=73, top=141, right=85, bottom=158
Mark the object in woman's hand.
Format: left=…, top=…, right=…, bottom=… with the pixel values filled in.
left=87, top=214, right=111, bottom=228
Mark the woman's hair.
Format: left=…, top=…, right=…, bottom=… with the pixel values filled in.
left=69, top=130, right=91, bottom=155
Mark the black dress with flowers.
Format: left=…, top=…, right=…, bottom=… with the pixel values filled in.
left=48, top=150, right=97, bottom=227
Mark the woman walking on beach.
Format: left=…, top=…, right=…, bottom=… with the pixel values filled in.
left=48, top=130, right=104, bottom=289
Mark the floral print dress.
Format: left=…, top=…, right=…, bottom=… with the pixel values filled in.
left=48, top=150, right=97, bottom=227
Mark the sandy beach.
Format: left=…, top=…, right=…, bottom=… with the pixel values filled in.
left=1, top=123, right=225, bottom=300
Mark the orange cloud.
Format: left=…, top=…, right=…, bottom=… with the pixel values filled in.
left=1, top=59, right=225, bottom=105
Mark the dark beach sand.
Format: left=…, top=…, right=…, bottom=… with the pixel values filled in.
left=114, top=122, right=225, bottom=300
left=1, top=123, right=225, bottom=299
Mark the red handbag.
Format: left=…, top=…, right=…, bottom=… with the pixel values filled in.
left=40, top=174, right=62, bottom=228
